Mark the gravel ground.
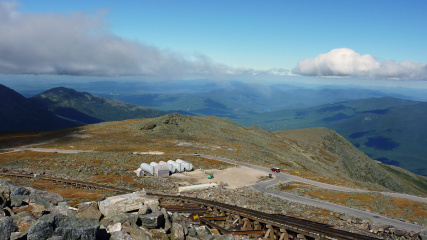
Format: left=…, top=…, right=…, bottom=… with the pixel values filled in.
left=170, top=166, right=269, bottom=189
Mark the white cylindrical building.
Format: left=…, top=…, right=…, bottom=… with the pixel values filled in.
left=176, top=159, right=193, bottom=171
left=167, top=160, right=184, bottom=172
left=159, top=161, right=175, bottom=173
left=140, top=163, right=154, bottom=175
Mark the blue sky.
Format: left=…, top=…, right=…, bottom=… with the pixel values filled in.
left=1, top=0, right=427, bottom=83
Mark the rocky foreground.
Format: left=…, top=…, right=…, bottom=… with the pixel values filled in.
left=0, top=179, right=226, bottom=240
left=1, top=179, right=426, bottom=240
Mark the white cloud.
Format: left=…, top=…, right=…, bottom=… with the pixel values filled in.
left=0, top=1, right=267, bottom=79
left=293, top=48, right=427, bottom=80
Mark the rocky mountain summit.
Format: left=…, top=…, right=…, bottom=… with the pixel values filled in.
left=0, top=179, right=218, bottom=240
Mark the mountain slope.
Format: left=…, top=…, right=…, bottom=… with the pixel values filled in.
left=30, top=87, right=167, bottom=124
left=243, top=97, right=427, bottom=176
left=122, top=114, right=426, bottom=196
left=331, top=101, right=427, bottom=176
left=0, top=84, right=78, bottom=131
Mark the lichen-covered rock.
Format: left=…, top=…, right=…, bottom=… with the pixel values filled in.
left=187, top=227, right=198, bottom=238
left=25, top=187, right=65, bottom=205
left=122, top=226, right=153, bottom=240
left=11, top=187, right=31, bottom=197
left=171, top=213, right=190, bottom=235
left=161, top=208, right=172, bottom=233
left=170, top=222, right=185, bottom=240
left=100, top=213, right=139, bottom=229
left=26, top=213, right=99, bottom=240
left=194, top=226, right=212, bottom=239
left=0, top=208, right=6, bottom=217
left=0, top=217, right=15, bottom=240
left=26, top=216, right=55, bottom=240
left=10, top=232, right=26, bottom=240
left=139, top=212, right=165, bottom=229
left=76, top=202, right=102, bottom=221
left=138, top=203, right=151, bottom=215
left=0, top=183, right=11, bottom=208
left=149, top=229, right=169, bottom=240
left=110, top=230, right=134, bottom=240
left=11, top=211, right=36, bottom=232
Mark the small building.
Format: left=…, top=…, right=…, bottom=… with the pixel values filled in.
left=155, top=164, right=170, bottom=177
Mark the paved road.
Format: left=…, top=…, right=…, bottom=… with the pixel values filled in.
left=199, top=154, right=427, bottom=232
left=252, top=178, right=425, bottom=232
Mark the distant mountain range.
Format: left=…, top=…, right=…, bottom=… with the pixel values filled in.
left=30, top=87, right=166, bottom=124
left=0, top=84, right=76, bottom=131
left=2, top=81, right=427, bottom=177
left=0, top=84, right=166, bottom=131
left=243, top=97, right=427, bottom=176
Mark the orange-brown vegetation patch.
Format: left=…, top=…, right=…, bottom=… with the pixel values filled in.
left=294, top=188, right=427, bottom=223
left=318, top=148, right=338, bottom=163
left=52, top=187, right=112, bottom=207
left=91, top=174, right=138, bottom=186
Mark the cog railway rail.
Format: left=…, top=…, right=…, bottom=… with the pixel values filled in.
left=0, top=171, right=380, bottom=239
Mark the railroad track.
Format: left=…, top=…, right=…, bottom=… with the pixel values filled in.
left=150, top=193, right=380, bottom=240
left=0, top=171, right=380, bottom=239
left=0, top=171, right=134, bottom=194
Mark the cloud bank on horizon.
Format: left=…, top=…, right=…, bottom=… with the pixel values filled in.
left=1, top=2, right=283, bottom=80
left=293, top=48, right=427, bottom=80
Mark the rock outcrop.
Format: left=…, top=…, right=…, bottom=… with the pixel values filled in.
left=0, top=180, right=218, bottom=240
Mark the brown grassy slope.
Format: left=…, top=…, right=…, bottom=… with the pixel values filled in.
left=1, top=113, right=426, bottom=196
left=275, top=128, right=427, bottom=196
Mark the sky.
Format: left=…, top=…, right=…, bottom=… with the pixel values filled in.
left=1, top=0, right=427, bottom=85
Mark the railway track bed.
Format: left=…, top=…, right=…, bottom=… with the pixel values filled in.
left=0, top=170, right=382, bottom=239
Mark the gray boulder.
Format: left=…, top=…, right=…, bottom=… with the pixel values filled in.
left=26, top=213, right=100, bottom=240
left=11, top=187, right=31, bottom=197
left=122, top=226, right=153, bottom=240
left=212, top=235, right=235, bottom=240
left=194, top=226, right=212, bottom=239
left=170, top=222, right=185, bottom=240
left=161, top=208, right=172, bottom=233
left=0, top=179, right=15, bottom=190
left=76, top=202, right=102, bottom=221
left=0, top=217, right=15, bottom=240
left=0, top=208, right=6, bottom=217
left=138, top=203, right=152, bottom=215
left=26, top=187, right=65, bottom=205
left=46, top=237, right=64, bottom=240
left=26, top=217, right=55, bottom=240
left=187, top=227, right=198, bottom=238
left=10, top=195, right=31, bottom=207
left=420, top=230, right=427, bottom=240
left=149, top=229, right=169, bottom=240
left=0, top=183, right=11, bottom=208
left=10, top=232, right=27, bottom=240
left=139, top=212, right=165, bottom=229
left=110, top=230, right=134, bottom=240
left=11, top=211, right=36, bottom=232
left=100, top=213, right=139, bottom=229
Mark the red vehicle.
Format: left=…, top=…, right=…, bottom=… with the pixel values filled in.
left=271, top=167, right=280, bottom=173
